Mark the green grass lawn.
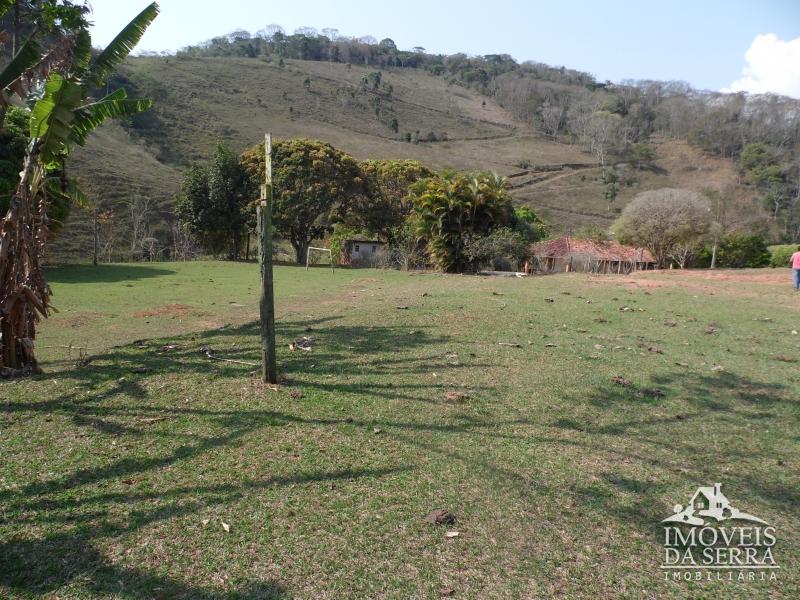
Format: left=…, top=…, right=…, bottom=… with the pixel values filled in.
left=2, top=262, right=798, bottom=599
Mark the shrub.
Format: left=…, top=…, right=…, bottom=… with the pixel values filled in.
left=463, top=228, right=529, bottom=272
left=698, top=234, right=771, bottom=268
left=769, top=245, right=797, bottom=268
left=512, top=206, right=548, bottom=242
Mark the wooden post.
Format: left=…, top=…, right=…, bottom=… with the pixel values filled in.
left=259, top=133, right=277, bottom=384
left=92, top=206, right=98, bottom=267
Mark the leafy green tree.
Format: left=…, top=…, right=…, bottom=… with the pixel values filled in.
left=241, top=138, right=364, bottom=263
left=740, top=143, right=779, bottom=182
left=629, top=143, right=656, bottom=170
left=698, top=233, right=771, bottom=268
left=512, top=205, right=548, bottom=242
left=0, top=106, right=28, bottom=210
left=175, top=144, right=252, bottom=259
left=739, top=143, right=791, bottom=220
left=408, top=170, right=513, bottom=272
left=0, top=1, right=158, bottom=372
left=340, top=159, right=432, bottom=241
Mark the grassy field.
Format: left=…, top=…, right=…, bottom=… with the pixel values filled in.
left=2, top=262, right=798, bottom=599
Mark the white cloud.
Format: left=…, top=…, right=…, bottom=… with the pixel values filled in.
left=722, top=33, right=800, bottom=99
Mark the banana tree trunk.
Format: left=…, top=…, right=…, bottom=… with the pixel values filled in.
left=0, top=142, right=52, bottom=375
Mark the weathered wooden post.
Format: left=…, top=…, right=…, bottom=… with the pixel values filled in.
left=258, top=133, right=277, bottom=383
left=92, top=206, right=99, bottom=266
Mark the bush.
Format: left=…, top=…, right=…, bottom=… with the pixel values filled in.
left=698, top=234, right=771, bottom=268
left=512, top=206, right=548, bottom=242
left=382, top=224, right=428, bottom=270
left=769, top=245, right=797, bottom=268
left=463, top=228, right=529, bottom=272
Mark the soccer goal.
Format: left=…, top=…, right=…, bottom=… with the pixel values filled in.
left=306, top=246, right=335, bottom=274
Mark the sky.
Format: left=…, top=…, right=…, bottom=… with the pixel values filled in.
left=88, top=0, right=800, bottom=98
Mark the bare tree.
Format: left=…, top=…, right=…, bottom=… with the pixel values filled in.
left=566, top=92, right=602, bottom=147
left=170, top=221, right=194, bottom=261
left=586, top=111, right=622, bottom=166
left=614, top=188, right=712, bottom=268
left=127, top=194, right=154, bottom=261
left=668, top=240, right=702, bottom=269
left=540, top=102, right=565, bottom=139
left=257, top=24, right=284, bottom=40
left=321, top=28, right=340, bottom=41
left=96, top=209, right=123, bottom=263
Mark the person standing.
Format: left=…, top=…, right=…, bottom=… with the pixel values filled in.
left=792, top=246, right=800, bottom=291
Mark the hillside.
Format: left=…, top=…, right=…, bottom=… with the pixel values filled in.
left=51, top=55, right=744, bottom=262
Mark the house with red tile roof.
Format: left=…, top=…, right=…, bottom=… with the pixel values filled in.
left=530, top=236, right=655, bottom=274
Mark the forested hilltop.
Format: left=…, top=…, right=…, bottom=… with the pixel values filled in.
left=26, top=25, right=800, bottom=261
left=179, top=27, right=800, bottom=156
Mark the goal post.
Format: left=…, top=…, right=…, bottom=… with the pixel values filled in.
left=306, top=246, right=334, bottom=274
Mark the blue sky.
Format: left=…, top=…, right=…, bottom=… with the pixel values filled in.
left=89, top=0, right=800, bottom=96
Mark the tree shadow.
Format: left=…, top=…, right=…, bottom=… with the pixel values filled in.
left=546, top=368, right=798, bottom=535
left=0, top=530, right=289, bottom=599
left=0, top=316, right=468, bottom=596
left=45, top=264, right=178, bottom=284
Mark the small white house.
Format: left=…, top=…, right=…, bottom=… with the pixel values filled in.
left=340, top=239, right=386, bottom=266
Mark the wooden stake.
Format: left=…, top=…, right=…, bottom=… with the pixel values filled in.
left=259, top=133, right=277, bottom=383
left=92, top=206, right=98, bottom=267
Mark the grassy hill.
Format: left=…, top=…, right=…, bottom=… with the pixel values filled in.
left=51, top=56, right=744, bottom=262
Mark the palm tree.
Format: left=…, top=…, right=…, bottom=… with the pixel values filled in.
left=410, top=171, right=512, bottom=272
left=0, top=2, right=159, bottom=373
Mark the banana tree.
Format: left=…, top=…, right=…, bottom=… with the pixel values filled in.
left=0, top=0, right=91, bottom=129
left=0, top=2, right=159, bottom=374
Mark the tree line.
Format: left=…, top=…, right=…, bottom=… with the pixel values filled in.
left=175, top=138, right=546, bottom=272
left=173, top=26, right=800, bottom=240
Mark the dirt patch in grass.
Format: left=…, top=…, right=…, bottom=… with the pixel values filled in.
left=623, top=269, right=788, bottom=285
left=590, top=269, right=795, bottom=302
left=56, top=312, right=108, bottom=328
left=133, top=304, right=194, bottom=318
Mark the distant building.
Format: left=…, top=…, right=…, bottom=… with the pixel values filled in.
left=339, top=239, right=386, bottom=266
left=530, top=236, right=655, bottom=274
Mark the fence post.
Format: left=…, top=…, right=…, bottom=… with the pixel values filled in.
left=259, top=133, right=277, bottom=384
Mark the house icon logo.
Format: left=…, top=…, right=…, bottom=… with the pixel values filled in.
left=662, top=483, right=767, bottom=526
left=660, top=482, right=778, bottom=582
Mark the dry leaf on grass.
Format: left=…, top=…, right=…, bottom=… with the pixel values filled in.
left=444, top=391, right=469, bottom=402
left=221, top=521, right=230, bottom=532
left=423, top=509, right=455, bottom=525
left=445, top=531, right=460, bottom=538
left=611, top=375, right=632, bottom=387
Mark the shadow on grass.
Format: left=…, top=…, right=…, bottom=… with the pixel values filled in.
left=545, top=368, right=798, bottom=535
left=0, top=316, right=462, bottom=597
left=45, top=263, right=177, bottom=284
left=0, top=532, right=289, bottom=599
left=4, top=315, right=798, bottom=592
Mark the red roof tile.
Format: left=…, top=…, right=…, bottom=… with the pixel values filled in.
left=531, top=237, right=655, bottom=263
